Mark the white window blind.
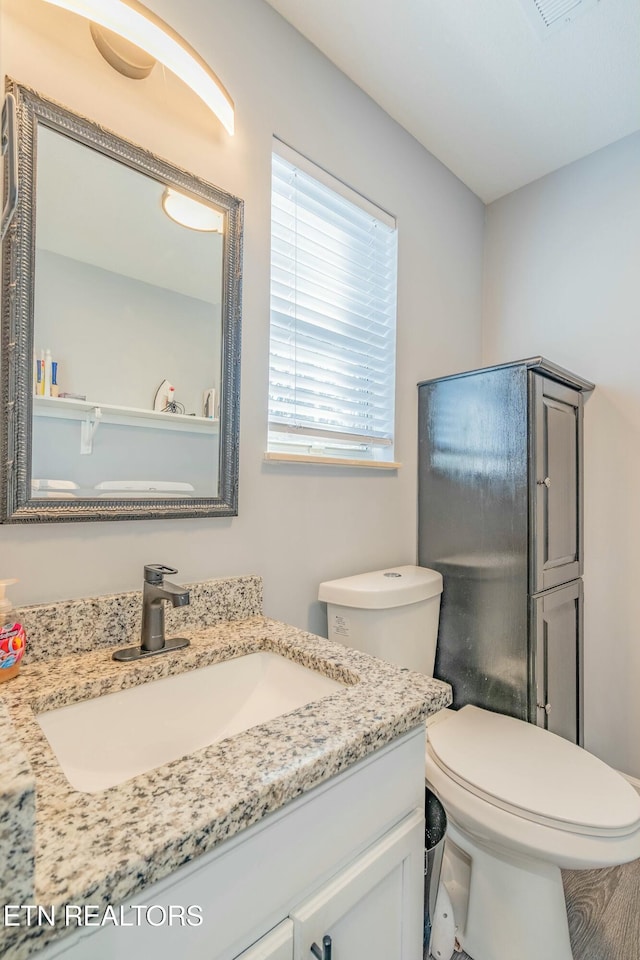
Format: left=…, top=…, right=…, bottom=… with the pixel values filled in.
left=268, top=142, right=398, bottom=465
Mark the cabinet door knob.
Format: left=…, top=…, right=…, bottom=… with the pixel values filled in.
left=537, top=701, right=551, bottom=715
left=537, top=476, right=551, bottom=488
left=310, top=935, right=332, bottom=960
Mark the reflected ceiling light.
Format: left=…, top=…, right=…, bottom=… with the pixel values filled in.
left=40, top=0, right=235, bottom=134
left=161, top=188, right=224, bottom=232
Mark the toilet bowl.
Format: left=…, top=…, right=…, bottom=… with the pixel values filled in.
left=318, top=566, right=640, bottom=960
left=426, top=706, right=640, bottom=960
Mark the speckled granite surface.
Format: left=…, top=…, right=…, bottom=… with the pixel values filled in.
left=0, top=580, right=451, bottom=960
left=0, top=701, right=35, bottom=907
left=17, top=575, right=263, bottom=663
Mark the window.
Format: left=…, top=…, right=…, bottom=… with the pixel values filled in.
left=267, top=141, right=399, bottom=467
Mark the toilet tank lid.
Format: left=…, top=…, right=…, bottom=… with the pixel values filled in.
left=318, top=565, right=443, bottom=609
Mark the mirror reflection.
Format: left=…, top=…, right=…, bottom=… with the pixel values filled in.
left=31, top=126, right=224, bottom=501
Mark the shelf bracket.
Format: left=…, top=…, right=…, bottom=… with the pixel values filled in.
left=80, top=406, right=102, bottom=455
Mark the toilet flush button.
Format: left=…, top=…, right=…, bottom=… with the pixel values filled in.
left=384, top=572, right=402, bottom=577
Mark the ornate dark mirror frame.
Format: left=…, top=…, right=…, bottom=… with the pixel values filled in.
left=1, top=80, right=242, bottom=523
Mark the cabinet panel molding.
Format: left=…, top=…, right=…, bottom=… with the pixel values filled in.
left=234, top=921, right=293, bottom=960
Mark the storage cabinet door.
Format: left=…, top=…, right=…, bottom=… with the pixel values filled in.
left=530, top=374, right=583, bottom=592
left=234, top=921, right=293, bottom=960
left=290, top=809, right=424, bottom=960
left=531, top=580, right=583, bottom=745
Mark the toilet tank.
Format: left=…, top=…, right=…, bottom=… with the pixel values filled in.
left=318, top=565, right=443, bottom=676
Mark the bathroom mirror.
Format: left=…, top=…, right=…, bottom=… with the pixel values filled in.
left=1, top=81, right=242, bottom=522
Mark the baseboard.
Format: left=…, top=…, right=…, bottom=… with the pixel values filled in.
left=621, top=771, right=640, bottom=795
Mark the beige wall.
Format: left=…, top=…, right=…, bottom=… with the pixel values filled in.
left=483, top=131, right=640, bottom=778
left=0, top=0, right=484, bottom=636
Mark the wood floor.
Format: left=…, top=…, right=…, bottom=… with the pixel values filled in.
left=445, top=859, right=640, bottom=959
left=563, top=859, right=640, bottom=958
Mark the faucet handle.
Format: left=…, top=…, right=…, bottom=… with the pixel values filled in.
left=144, top=564, right=179, bottom=584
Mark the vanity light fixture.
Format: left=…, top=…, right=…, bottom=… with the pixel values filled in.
left=90, top=23, right=156, bottom=80
left=161, top=188, right=224, bottom=232
left=40, top=0, right=235, bottom=134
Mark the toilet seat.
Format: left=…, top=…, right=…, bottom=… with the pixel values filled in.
left=427, top=706, right=640, bottom=838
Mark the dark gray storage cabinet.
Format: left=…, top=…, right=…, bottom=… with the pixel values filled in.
left=418, top=358, right=594, bottom=744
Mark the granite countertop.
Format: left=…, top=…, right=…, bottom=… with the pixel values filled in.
left=0, top=578, right=451, bottom=960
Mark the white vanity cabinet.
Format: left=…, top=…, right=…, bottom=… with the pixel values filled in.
left=35, top=728, right=425, bottom=960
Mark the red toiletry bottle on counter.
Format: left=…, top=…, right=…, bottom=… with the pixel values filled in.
left=0, top=579, right=26, bottom=683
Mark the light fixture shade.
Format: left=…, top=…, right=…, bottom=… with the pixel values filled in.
left=41, top=0, right=235, bottom=134
left=90, top=23, right=157, bottom=79
left=161, top=188, right=224, bottom=232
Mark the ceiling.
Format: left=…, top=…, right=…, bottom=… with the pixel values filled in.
left=263, top=0, right=640, bottom=202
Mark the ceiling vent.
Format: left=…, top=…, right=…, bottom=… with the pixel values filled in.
left=520, top=0, right=601, bottom=37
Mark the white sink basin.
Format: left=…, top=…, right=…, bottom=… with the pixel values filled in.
left=37, top=652, right=344, bottom=793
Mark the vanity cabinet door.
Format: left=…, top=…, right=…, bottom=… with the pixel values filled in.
left=234, top=920, right=293, bottom=960
left=530, top=373, right=583, bottom=593
left=290, top=808, right=424, bottom=960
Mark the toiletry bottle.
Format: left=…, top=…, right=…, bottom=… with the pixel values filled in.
left=51, top=360, right=59, bottom=398
left=0, top=580, right=26, bottom=683
left=38, top=351, right=45, bottom=396
left=44, top=349, right=52, bottom=397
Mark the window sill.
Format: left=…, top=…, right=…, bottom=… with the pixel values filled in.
left=264, top=452, right=401, bottom=469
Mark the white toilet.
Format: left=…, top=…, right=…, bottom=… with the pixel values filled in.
left=318, top=565, right=640, bottom=960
